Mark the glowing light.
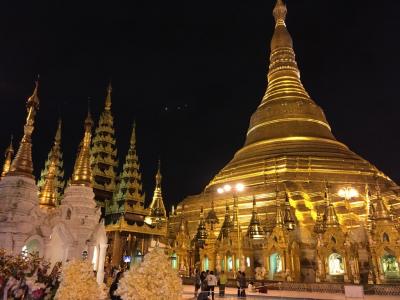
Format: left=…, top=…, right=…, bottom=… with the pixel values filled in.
left=217, top=187, right=224, bottom=194
left=338, top=187, right=359, bottom=200
left=223, top=184, right=232, bottom=192
left=235, top=183, right=245, bottom=192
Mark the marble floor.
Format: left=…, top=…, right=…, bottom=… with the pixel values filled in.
left=181, top=285, right=400, bottom=300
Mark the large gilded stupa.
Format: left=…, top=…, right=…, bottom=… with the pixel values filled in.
left=170, top=0, right=400, bottom=284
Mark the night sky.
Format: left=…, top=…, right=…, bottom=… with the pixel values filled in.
left=0, top=1, right=399, bottom=211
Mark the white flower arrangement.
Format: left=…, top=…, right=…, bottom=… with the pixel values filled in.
left=54, top=260, right=104, bottom=300
left=116, top=247, right=183, bottom=300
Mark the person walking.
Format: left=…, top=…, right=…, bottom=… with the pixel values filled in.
left=109, top=271, right=123, bottom=300
left=194, top=269, right=201, bottom=298
left=239, top=272, right=247, bottom=298
left=206, top=271, right=218, bottom=300
left=218, top=270, right=227, bottom=297
left=236, top=271, right=241, bottom=297
left=197, top=271, right=208, bottom=300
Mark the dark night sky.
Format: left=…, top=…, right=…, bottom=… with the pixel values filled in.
left=0, top=1, right=399, bottom=211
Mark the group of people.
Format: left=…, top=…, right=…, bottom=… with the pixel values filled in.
left=194, top=269, right=247, bottom=299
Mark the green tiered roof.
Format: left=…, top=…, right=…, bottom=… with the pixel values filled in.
left=37, top=120, right=65, bottom=207
left=91, top=82, right=118, bottom=212
left=106, top=123, right=146, bottom=222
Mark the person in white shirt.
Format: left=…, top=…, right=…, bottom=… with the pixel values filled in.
left=205, top=271, right=218, bottom=300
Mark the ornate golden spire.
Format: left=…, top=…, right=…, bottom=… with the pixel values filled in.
left=212, top=0, right=337, bottom=169
left=323, top=182, right=340, bottom=228
left=1, top=135, right=14, bottom=178
left=9, top=80, right=40, bottom=178
left=38, top=120, right=65, bottom=207
left=71, top=110, right=93, bottom=186
left=247, top=196, right=265, bottom=239
left=275, top=186, right=285, bottom=227
left=105, top=81, right=112, bottom=111
left=373, top=183, right=391, bottom=221
left=149, top=160, right=167, bottom=221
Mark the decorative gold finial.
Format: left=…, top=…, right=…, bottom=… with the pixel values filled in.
left=273, top=0, right=287, bottom=27
left=105, top=81, right=112, bottom=111
left=1, top=135, right=14, bottom=178
left=156, top=159, right=161, bottom=185
left=71, top=109, right=93, bottom=186
left=38, top=119, right=64, bottom=207
left=130, top=121, right=136, bottom=146
left=9, top=79, right=40, bottom=178
left=149, top=159, right=167, bottom=220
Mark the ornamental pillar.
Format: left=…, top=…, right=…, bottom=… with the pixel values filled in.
left=97, top=243, right=108, bottom=284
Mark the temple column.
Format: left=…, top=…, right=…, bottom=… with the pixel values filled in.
left=111, top=231, right=121, bottom=266
left=97, top=243, right=108, bottom=284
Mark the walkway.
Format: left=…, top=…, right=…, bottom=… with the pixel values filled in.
left=182, top=285, right=399, bottom=300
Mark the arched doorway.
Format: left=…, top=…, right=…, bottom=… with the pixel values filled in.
left=328, top=253, right=345, bottom=275
left=269, top=252, right=282, bottom=280
left=381, top=253, right=400, bottom=280
left=203, top=255, right=209, bottom=271
left=171, top=252, right=178, bottom=269
left=22, top=238, right=42, bottom=257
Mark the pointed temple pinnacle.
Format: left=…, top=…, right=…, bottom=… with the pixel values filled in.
left=130, top=122, right=136, bottom=146
left=71, top=110, right=93, bottom=186
left=1, top=135, right=15, bottom=178
left=38, top=120, right=64, bottom=207
left=9, top=80, right=40, bottom=178
left=105, top=81, right=112, bottom=111
left=273, top=0, right=287, bottom=27
left=374, top=181, right=391, bottom=220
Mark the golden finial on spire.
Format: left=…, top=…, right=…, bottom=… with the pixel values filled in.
left=130, top=121, right=136, bottom=146
left=149, top=159, right=167, bottom=221
left=1, top=135, right=14, bottom=178
left=9, top=79, right=40, bottom=178
left=71, top=109, right=93, bottom=186
left=273, top=0, right=287, bottom=27
left=105, top=81, right=112, bottom=111
left=38, top=119, right=64, bottom=207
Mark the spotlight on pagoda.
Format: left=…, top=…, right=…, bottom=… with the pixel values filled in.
left=338, top=187, right=359, bottom=200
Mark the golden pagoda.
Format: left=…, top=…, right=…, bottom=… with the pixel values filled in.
left=37, top=120, right=65, bottom=207
left=91, top=82, right=119, bottom=214
left=8, top=80, right=40, bottom=178
left=1, top=136, right=14, bottom=178
left=148, top=161, right=167, bottom=226
left=71, top=109, right=93, bottom=186
left=170, top=0, right=400, bottom=283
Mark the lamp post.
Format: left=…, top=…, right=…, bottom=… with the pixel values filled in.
left=217, top=183, right=245, bottom=273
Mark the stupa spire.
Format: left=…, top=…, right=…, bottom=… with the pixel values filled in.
left=149, top=160, right=167, bottom=222
left=373, top=182, right=391, bottom=221
left=71, top=109, right=93, bottom=186
left=105, top=81, right=112, bottom=111
left=275, top=186, right=285, bottom=227
left=9, top=80, right=40, bottom=178
left=195, top=206, right=208, bottom=246
left=38, top=120, right=65, bottom=207
left=283, top=192, right=296, bottom=230
left=218, top=201, right=233, bottom=240
left=91, top=82, right=118, bottom=213
left=1, top=135, right=14, bottom=178
left=323, top=182, right=340, bottom=228
left=112, top=122, right=146, bottom=215
left=205, top=198, right=219, bottom=230
left=247, top=196, right=265, bottom=239
left=240, top=0, right=335, bottom=151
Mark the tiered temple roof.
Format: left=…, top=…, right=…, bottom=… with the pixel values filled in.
left=106, top=123, right=146, bottom=221
left=91, top=82, right=118, bottom=213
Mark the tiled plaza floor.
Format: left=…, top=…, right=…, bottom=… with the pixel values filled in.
left=181, top=285, right=400, bottom=300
